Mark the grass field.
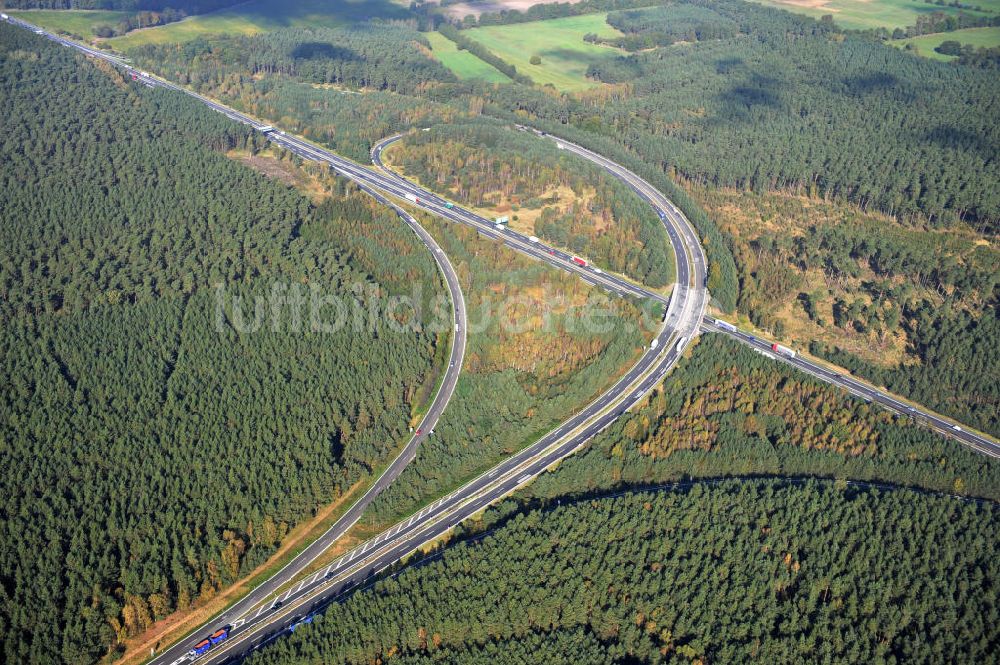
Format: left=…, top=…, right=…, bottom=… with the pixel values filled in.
left=6, top=9, right=134, bottom=38
left=108, top=0, right=410, bottom=48
left=425, top=31, right=511, bottom=83
left=462, top=13, right=625, bottom=91
left=891, top=25, right=1000, bottom=58
left=751, top=0, right=997, bottom=31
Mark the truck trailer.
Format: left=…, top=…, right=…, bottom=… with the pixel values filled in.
left=770, top=343, right=796, bottom=358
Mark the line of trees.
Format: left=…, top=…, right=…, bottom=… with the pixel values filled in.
left=438, top=23, right=533, bottom=85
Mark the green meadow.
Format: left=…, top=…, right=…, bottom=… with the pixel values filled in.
left=7, top=9, right=134, bottom=38
left=425, top=31, right=511, bottom=83
left=751, top=0, right=997, bottom=31
left=109, top=0, right=410, bottom=48
left=891, top=25, right=1000, bottom=59
left=461, top=13, right=625, bottom=92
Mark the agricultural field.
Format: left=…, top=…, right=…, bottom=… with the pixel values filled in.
left=443, top=0, right=587, bottom=20
left=460, top=13, right=625, bottom=91
left=751, top=0, right=997, bottom=31
left=5, top=9, right=134, bottom=38
left=424, top=30, right=511, bottom=83
left=108, top=0, right=410, bottom=48
left=891, top=25, right=1000, bottom=58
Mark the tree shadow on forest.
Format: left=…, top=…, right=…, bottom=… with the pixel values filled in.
left=543, top=47, right=621, bottom=69
left=715, top=56, right=743, bottom=74
left=923, top=124, right=998, bottom=161
left=291, top=42, right=363, bottom=62
left=839, top=72, right=911, bottom=101
left=710, top=72, right=784, bottom=124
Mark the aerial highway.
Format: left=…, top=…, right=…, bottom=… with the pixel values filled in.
left=6, top=16, right=996, bottom=664
left=145, top=121, right=707, bottom=664
left=701, top=317, right=1000, bottom=458
left=2, top=18, right=707, bottom=665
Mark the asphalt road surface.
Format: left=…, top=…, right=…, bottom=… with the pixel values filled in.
left=0, top=19, right=707, bottom=663
left=701, top=317, right=1000, bottom=458
left=140, top=173, right=469, bottom=665
left=6, top=17, right=995, bottom=664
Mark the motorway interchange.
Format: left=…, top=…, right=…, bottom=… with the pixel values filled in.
left=6, top=16, right=998, bottom=664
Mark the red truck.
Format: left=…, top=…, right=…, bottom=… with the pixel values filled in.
left=571, top=257, right=587, bottom=267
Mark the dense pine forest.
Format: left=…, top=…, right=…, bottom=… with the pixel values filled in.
left=387, top=124, right=674, bottom=288
left=247, top=480, right=1000, bottom=664
left=0, top=25, right=445, bottom=663
left=3, top=0, right=999, bottom=661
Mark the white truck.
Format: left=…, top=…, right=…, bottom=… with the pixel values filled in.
left=405, top=193, right=419, bottom=204
left=650, top=338, right=659, bottom=350
left=715, top=320, right=738, bottom=333
left=770, top=343, right=796, bottom=359
left=528, top=236, right=539, bottom=243
left=1, top=14, right=9, bottom=21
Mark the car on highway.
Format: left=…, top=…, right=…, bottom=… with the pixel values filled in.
left=415, top=428, right=423, bottom=435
